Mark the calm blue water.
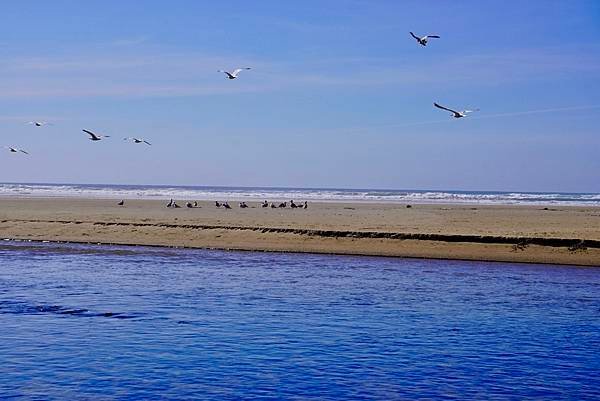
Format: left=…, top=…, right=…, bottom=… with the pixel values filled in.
left=0, top=242, right=599, bottom=400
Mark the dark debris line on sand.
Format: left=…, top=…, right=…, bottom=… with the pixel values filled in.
left=3, top=218, right=600, bottom=250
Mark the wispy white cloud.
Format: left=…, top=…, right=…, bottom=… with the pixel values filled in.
left=284, top=104, right=600, bottom=136
left=110, top=36, right=151, bottom=47
left=0, top=115, right=66, bottom=122
left=468, top=105, right=600, bottom=120
left=0, top=82, right=278, bottom=99
left=0, top=45, right=597, bottom=99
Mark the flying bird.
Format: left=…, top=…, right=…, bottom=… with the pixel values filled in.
left=4, top=146, right=29, bottom=155
left=434, top=102, right=479, bottom=118
left=83, top=129, right=110, bottom=141
left=410, top=32, right=440, bottom=46
left=123, top=137, right=151, bottom=145
left=217, top=68, right=251, bottom=79
left=28, top=121, right=52, bottom=127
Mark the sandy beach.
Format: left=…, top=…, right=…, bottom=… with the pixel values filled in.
left=1, top=197, right=599, bottom=266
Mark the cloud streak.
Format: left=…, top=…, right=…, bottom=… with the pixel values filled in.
left=0, top=46, right=598, bottom=99
left=110, top=36, right=151, bottom=47
left=301, top=104, right=600, bottom=136
left=468, top=105, right=600, bottom=120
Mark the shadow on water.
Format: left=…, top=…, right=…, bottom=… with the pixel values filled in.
left=0, top=240, right=164, bottom=257
left=0, top=300, right=140, bottom=320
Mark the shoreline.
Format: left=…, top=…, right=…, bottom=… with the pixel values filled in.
left=3, top=194, right=600, bottom=207
left=1, top=183, right=599, bottom=207
left=2, top=236, right=597, bottom=267
left=2, top=197, right=599, bottom=209
left=1, top=198, right=599, bottom=266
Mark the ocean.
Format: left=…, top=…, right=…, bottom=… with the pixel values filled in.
left=1, top=182, right=600, bottom=206
left=0, top=241, right=598, bottom=400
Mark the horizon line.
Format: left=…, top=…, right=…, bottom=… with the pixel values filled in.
left=1, top=181, right=598, bottom=195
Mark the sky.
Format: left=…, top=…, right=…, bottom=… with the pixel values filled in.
left=0, top=0, right=599, bottom=192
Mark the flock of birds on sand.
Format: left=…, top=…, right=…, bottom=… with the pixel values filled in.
left=149, top=198, right=309, bottom=210
left=5, top=32, right=476, bottom=208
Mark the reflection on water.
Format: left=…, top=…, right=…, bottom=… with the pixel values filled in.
left=0, top=241, right=599, bottom=400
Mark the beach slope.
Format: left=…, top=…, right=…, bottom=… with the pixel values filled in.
left=1, top=198, right=599, bottom=266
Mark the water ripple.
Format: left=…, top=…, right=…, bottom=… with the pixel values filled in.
left=0, top=241, right=598, bottom=400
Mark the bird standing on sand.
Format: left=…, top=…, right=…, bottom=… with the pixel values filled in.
left=217, top=68, right=251, bottom=79
left=117, top=200, right=124, bottom=206
left=410, top=32, right=440, bottom=46
left=223, top=202, right=232, bottom=209
left=123, top=137, right=151, bottom=145
left=434, top=103, right=479, bottom=118
left=3, top=146, right=29, bottom=155
left=83, top=129, right=110, bottom=141
left=167, top=199, right=173, bottom=208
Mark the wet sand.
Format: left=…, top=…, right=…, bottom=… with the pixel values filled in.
left=0, top=197, right=599, bottom=266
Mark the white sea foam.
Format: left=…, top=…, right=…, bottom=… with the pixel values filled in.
left=0, top=183, right=599, bottom=206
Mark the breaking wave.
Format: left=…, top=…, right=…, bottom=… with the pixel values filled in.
left=1, top=182, right=599, bottom=205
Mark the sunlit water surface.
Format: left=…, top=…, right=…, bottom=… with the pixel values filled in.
left=0, top=241, right=598, bottom=400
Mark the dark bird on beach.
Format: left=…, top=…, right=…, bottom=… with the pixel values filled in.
left=186, top=202, right=193, bottom=208
left=4, top=146, right=29, bottom=155
left=303, top=201, right=308, bottom=209
left=262, top=200, right=269, bottom=208
left=215, top=201, right=222, bottom=208
left=193, top=201, right=198, bottom=207
left=166, top=199, right=173, bottom=208
left=410, top=32, right=440, bottom=46
left=217, top=67, right=251, bottom=79
left=223, top=202, right=232, bottom=209
left=117, top=200, right=124, bottom=206
left=434, top=102, right=479, bottom=118
left=83, top=129, right=110, bottom=141
left=270, top=203, right=277, bottom=209
left=290, top=200, right=298, bottom=209
left=278, top=202, right=287, bottom=208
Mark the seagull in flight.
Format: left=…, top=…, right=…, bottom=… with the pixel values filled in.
left=4, top=146, right=29, bottom=155
left=27, top=121, right=53, bottom=127
left=217, top=67, right=251, bottom=79
left=434, top=103, right=479, bottom=118
left=83, top=129, right=110, bottom=141
left=123, top=137, right=151, bottom=145
left=410, top=32, right=440, bottom=47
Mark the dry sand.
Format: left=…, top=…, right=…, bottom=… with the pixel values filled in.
left=1, top=197, right=599, bottom=266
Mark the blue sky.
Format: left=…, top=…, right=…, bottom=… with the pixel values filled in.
left=0, top=0, right=599, bottom=192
